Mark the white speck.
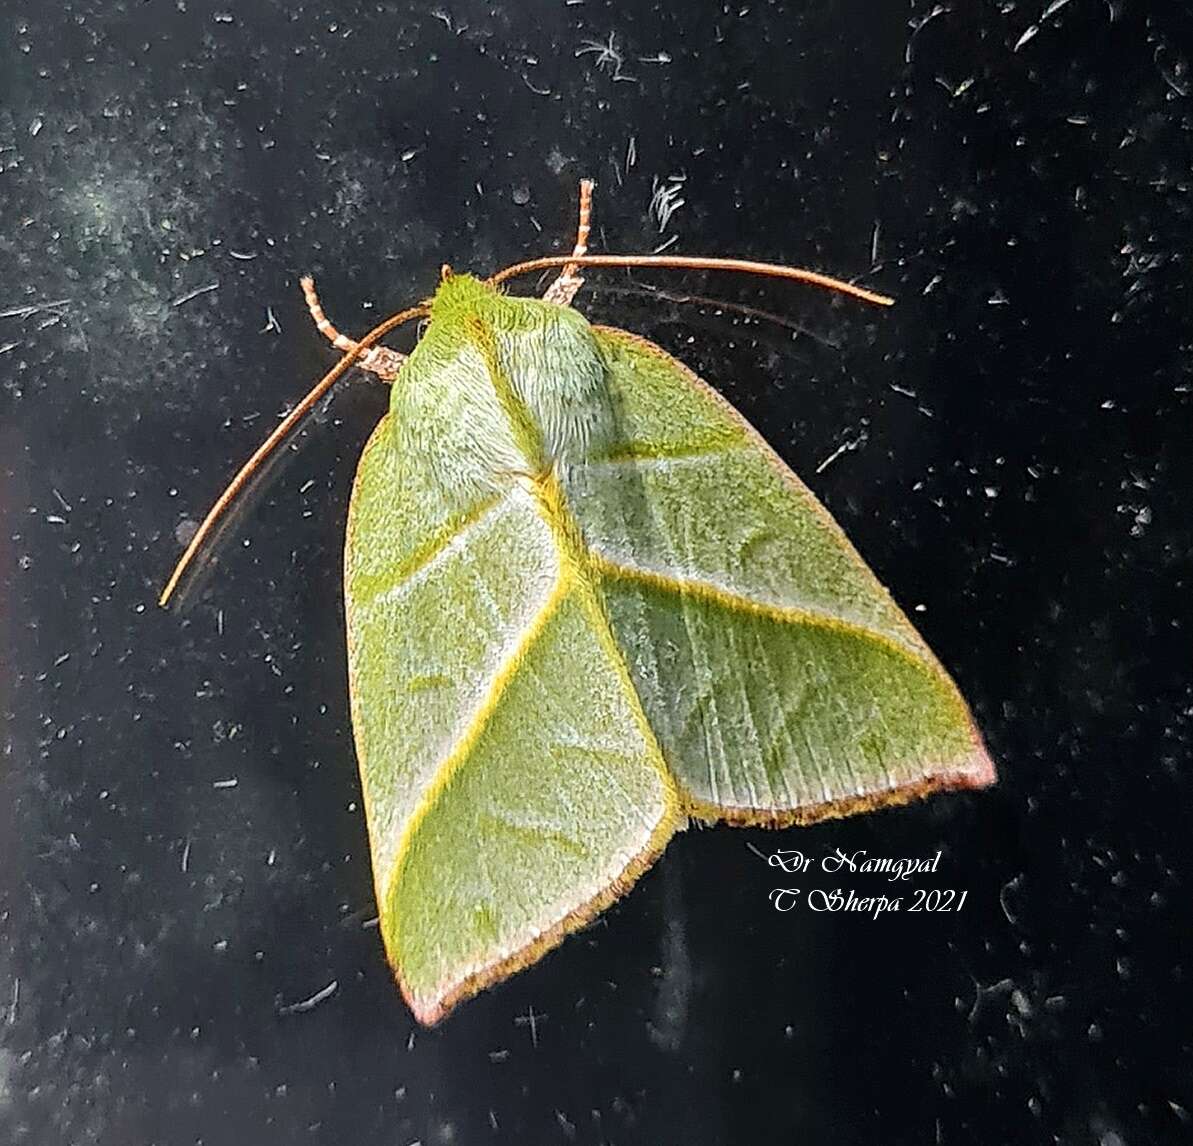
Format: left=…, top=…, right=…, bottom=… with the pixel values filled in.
left=815, top=430, right=868, bottom=474
left=279, top=979, right=338, bottom=1015
left=514, top=1005, right=546, bottom=1047
left=1014, top=24, right=1039, bottom=51
left=576, top=31, right=637, bottom=82
left=259, top=305, right=281, bottom=335
left=171, top=282, right=220, bottom=308
left=906, top=4, right=947, bottom=64
left=212, top=778, right=238, bottom=789
left=0, top=297, right=71, bottom=320
left=1041, top=0, right=1073, bottom=20
left=1014, top=0, right=1073, bottom=53
left=649, top=176, right=686, bottom=232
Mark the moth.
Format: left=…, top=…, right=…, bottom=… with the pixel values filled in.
left=163, top=181, right=994, bottom=1025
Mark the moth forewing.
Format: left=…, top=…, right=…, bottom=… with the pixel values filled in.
left=344, top=280, right=685, bottom=1024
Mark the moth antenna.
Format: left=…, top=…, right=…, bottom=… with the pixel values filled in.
left=302, top=275, right=408, bottom=381
left=159, top=300, right=428, bottom=607
left=594, top=283, right=847, bottom=349
left=493, top=253, right=895, bottom=308
left=543, top=178, right=595, bottom=306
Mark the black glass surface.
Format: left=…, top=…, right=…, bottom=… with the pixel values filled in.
left=2, top=2, right=1191, bottom=1143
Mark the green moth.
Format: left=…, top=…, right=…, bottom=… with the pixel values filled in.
left=163, top=181, right=994, bottom=1026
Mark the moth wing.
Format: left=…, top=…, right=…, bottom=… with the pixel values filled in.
left=564, top=326, right=994, bottom=824
left=344, top=417, right=679, bottom=1024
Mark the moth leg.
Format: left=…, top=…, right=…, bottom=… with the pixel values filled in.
left=542, top=178, right=594, bottom=307
left=300, top=275, right=406, bottom=383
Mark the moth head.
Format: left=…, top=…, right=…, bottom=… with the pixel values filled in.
left=427, top=270, right=500, bottom=324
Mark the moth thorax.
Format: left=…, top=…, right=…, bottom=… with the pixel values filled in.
left=495, top=319, right=616, bottom=466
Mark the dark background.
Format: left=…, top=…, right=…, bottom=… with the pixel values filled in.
left=2, top=2, right=1191, bottom=1143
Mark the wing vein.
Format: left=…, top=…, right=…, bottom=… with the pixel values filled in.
left=382, top=573, right=568, bottom=914
left=592, top=554, right=927, bottom=662
left=355, top=493, right=507, bottom=605
left=584, top=446, right=741, bottom=470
